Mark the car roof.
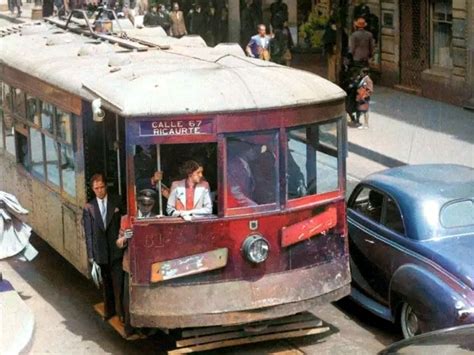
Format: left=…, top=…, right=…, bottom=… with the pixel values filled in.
left=361, top=164, right=474, bottom=239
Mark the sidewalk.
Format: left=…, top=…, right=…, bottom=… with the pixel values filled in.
left=292, top=58, right=473, bottom=189
left=346, top=85, right=474, bottom=184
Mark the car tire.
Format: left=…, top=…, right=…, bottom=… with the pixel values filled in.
left=400, top=302, right=421, bottom=339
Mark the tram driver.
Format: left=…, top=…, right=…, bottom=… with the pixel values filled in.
left=166, top=160, right=213, bottom=220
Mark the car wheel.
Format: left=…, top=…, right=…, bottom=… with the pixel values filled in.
left=400, top=302, right=421, bottom=339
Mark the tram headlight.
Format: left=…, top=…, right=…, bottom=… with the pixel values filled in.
left=242, top=235, right=270, bottom=264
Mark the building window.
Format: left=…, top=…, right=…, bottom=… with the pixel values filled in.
left=431, top=0, right=453, bottom=68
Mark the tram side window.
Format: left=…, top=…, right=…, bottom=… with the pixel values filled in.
left=29, top=127, right=46, bottom=179
left=12, top=88, right=26, bottom=118
left=226, top=133, right=279, bottom=209
left=0, top=83, right=4, bottom=149
left=4, top=110, right=16, bottom=157
left=287, top=121, right=339, bottom=199
left=45, top=136, right=60, bottom=187
left=0, top=111, right=4, bottom=150
left=41, top=102, right=54, bottom=134
left=133, top=143, right=217, bottom=218
left=26, top=96, right=41, bottom=126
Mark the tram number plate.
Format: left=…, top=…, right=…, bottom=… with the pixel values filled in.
left=150, top=248, right=228, bottom=283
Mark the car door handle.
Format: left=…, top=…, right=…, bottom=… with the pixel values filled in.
left=364, top=239, right=375, bottom=244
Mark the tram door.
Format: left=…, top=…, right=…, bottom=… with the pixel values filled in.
left=84, top=106, right=126, bottom=203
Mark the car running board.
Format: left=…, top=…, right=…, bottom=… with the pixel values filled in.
left=350, top=287, right=394, bottom=322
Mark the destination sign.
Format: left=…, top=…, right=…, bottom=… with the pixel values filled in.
left=139, top=119, right=213, bottom=137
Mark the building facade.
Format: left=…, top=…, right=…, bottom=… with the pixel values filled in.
left=377, top=0, right=473, bottom=106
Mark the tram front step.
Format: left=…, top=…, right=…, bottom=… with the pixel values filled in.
left=169, top=312, right=330, bottom=354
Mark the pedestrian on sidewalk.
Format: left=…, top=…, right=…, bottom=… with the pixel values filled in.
left=355, top=67, right=373, bottom=129
left=348, top=17, right=374, bottom=74
left=246, top=24, right=271, bottom=61
left=169, top=2, right=187, bottom=38
left=9, top=0, right=22, bottom=17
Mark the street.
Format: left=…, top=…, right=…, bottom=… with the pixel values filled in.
left=1, top=8, right=473, bottom=355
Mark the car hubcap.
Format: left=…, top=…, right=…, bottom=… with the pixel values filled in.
left=402, top=303, right=420, bottom=338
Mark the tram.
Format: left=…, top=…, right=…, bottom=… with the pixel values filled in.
left=0, top=17, right=350, bottom=329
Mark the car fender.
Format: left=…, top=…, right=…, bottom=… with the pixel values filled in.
left=389, top=264, right=459, bottom=332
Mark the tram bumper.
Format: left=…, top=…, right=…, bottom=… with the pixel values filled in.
left=130, top=255, right=350, bottom=329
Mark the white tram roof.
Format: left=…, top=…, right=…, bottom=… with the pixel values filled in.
left=0, top=22, right=345, bottom=117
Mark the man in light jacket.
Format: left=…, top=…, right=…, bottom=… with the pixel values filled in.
left=166, top=160, right=212, bottom=218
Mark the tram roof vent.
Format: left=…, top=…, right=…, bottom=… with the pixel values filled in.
left=78, top=42, right=114, bottom=56
left=45, top=33, right=75, bottom=46
left=20, top=23, right=51, bottom=36
left=108, top=53, right=132, bottom=67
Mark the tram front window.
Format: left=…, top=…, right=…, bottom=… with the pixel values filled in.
left=226, top=133, right=279, bottom=209
left=133, top=143, right=217, bottom=218
left=287, top=121, right=339, bottom=199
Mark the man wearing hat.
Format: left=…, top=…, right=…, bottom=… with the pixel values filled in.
left=349, top=17, right=375, bottom=68
left=136, top=189, right=157, bottom=218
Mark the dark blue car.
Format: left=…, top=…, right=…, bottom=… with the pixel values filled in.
left=347, top=164, right=474, bottom=338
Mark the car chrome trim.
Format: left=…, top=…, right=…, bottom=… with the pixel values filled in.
left=348, top=215, right=470, bottom=291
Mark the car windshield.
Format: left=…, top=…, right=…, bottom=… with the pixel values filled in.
left=440, top=199, right=474, bottom=229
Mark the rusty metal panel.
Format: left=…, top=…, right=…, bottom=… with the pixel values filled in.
left=150, top=248, right=228, bottom=283
left=281, top=206, right=338, bottom=247
left=130, top=257, right=350, bottom=328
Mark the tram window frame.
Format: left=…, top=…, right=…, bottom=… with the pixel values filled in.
left=285, top=118, right=342, bottom=207
left=5, top=90, right=78, bottom=199
left=132, top=142, right=218, bottom=219
left=224, top=131, right=280, bottom=216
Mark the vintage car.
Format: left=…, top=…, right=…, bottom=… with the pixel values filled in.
left=347, top=164, right=474, bottom=338
left=379, top=324, right=474, bottom=354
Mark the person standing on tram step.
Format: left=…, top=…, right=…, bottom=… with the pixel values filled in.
left=166, top=160, right=212, bottom=219
left=246, top=24, right=272, bottom=60
left=170, top=2, right=187, bottom=38
left=83, top=173, right=124, bottom=321
left=116, top=189, right=156, bottom=338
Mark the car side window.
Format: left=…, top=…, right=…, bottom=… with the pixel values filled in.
left=384, top=197, right=405, bottom=236
left=351, top=187, right=383, bottom=223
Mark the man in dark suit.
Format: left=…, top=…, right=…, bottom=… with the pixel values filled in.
left=83, top=173, right=124, bottom=320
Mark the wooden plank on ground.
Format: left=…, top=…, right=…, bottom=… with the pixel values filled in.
left=181, top=312, right=317, bottom=338
left=176, top=319, right=324, bottom=347
left=168, top=327, right=330, bottom=354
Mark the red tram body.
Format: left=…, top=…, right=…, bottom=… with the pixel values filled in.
left=0, top=20, right=350, bottom=330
